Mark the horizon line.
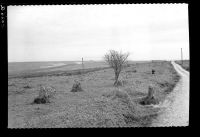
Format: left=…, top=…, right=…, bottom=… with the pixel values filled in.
left=8, top=59, right=189, bottom=63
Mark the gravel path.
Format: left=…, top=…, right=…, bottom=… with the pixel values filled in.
left=151, top=61, right=189, bottom=127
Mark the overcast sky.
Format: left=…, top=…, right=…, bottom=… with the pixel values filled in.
left=8, top=4, right=189, bottom=62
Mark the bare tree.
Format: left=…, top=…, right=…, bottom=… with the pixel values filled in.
left=104, top=50, right=129, bottom=86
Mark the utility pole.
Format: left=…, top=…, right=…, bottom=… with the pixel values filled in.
left=82, top=57, right=84, bottom=70
left=181, top=48, right=183, bottom=65
left=79, top=57, right=84, bottom=81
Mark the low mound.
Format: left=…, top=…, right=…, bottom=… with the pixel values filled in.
left=102, top=88, right=135, bottom=113
left=102, top=88, right=160, bottom=126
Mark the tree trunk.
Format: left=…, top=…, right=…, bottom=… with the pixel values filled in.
left=114, top=72, right=120, bottom=86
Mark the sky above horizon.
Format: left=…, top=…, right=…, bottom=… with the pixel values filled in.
left=8, top=4, right=189, bottom=62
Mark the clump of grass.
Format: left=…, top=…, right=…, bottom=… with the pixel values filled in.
left=71, top=80, right=83, bottom=92
left=174, top=75, right=180, bottom=82
left=164, top=84, right=176, bottom=93
left=157, top=81, right=170, bottom=88
left=102, top=88, right=134, bottom=111
left=123, top=113, right=158, bottom=127
left=33, top=96, right=50, bottom=104
left=112, top=89, right=130, bottom=101
left=33, top=86, right=56, bottom=104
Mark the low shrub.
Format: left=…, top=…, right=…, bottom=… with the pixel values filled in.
left=33, top=96, right=50, bottom=104
left=102, top=88, right=132, bottom=105
left=112, top=89, right=129, bottom=101
left=71, top=80, right=83, bottom=92
left=33, top=86, right=56, bottom=104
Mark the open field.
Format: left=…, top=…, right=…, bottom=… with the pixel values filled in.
left=8, top=61, right=108, bottom=79
left=175, top=60, right=190, bottom=72
left=8, top=61, right=180, bottom=128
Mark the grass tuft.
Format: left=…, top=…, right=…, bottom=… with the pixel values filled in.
left=71, top=80, right=83, bottom=92
left=32, top=86, right=56, bottom=104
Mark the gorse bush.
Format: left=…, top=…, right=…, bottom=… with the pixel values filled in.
left=71, top=80, right=83, bottom=92
left=33, top=86, right=56, bottom=104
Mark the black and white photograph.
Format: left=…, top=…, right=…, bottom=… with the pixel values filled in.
left=7, top=4, right=189, bottom=128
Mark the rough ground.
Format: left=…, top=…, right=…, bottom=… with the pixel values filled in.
left=8, top=61, right=180, bottom=128
left=150, top=61, right=189, bottom=127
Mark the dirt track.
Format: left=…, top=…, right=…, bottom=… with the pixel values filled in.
left=151, top=61, right=189, bottom=127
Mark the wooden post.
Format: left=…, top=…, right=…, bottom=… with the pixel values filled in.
left=80, top=57, right=84, bottom=81
left=82, top=57, right=84, bottom=71
left=147, top=86, right=154, bottom=99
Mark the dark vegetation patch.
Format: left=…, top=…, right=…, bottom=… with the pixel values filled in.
left=152, top=69, right=155, bottom=74
left=32, top=86, right=56, bottom=104
left=139, top=86, right=159, bottom=105
left=157, top=81, right=170, bottom=88
left=33, top=96, right=50, bottom=104
left=164, top=84, right=176, bottom=93
left=123, top=113, right=158, bottom=127
left=71, top=81, right=83, bottom=92
left=23, top=84, right=31, bottom=89
left=8, top=67, right=110, bottom=79
left=126, top=70, right=137, bottom=73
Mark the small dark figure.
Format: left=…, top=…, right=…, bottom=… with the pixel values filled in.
left=33, top=96, right=50, bottom=104
left=152, top=69, right=155, bottom=74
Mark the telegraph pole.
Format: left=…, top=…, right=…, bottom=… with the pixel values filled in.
left=79, top=57, right=84, bottom=81
left=82, top=57, right=84, bottom=70
left=181, top=48, right=183, bottom=65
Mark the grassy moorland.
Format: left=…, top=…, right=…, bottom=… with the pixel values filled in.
left=8, top=61, right=180, bottom=128
left=175, top=60, right=190, bottom=72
